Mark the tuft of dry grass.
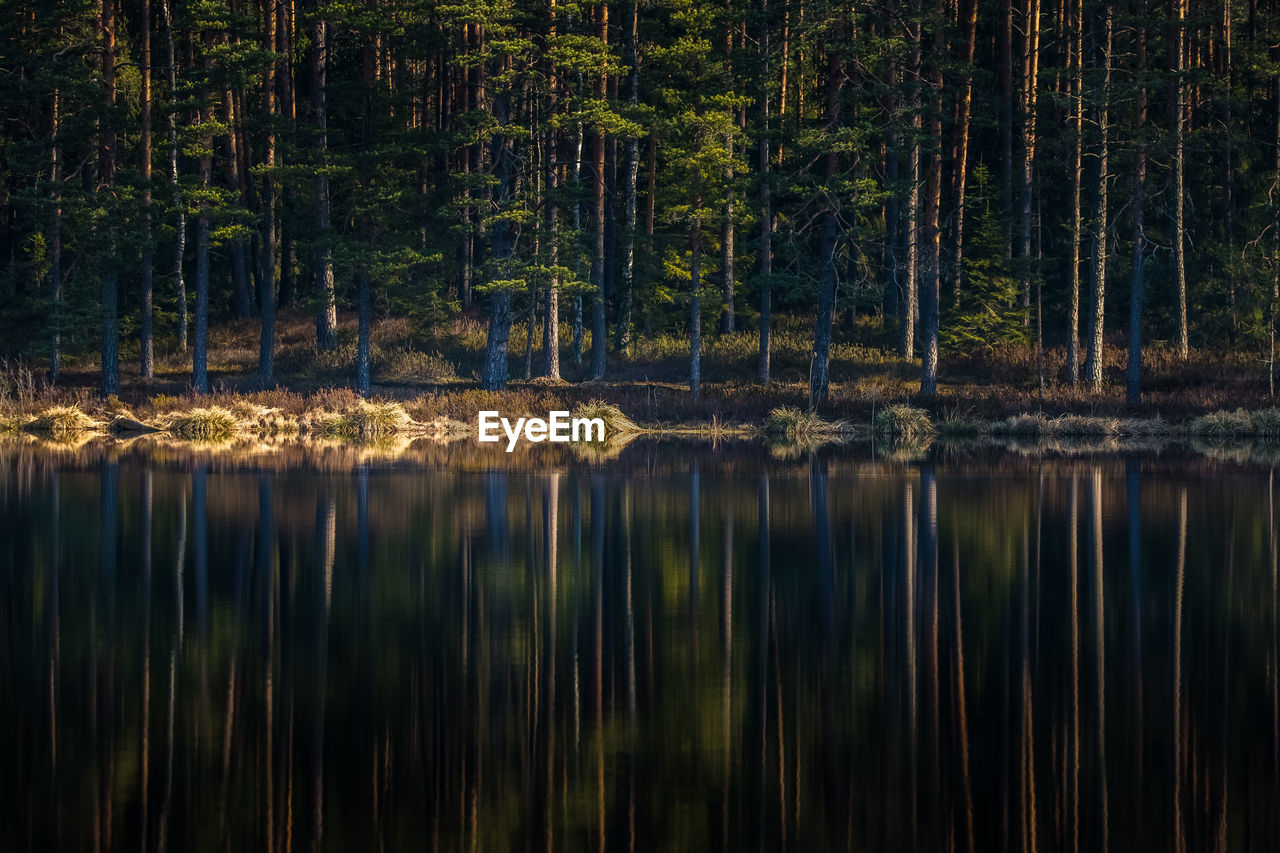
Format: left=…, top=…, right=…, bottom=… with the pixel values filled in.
left=159, top=407, right=242, bottom=440
left=873, top=404, right=935, bottom=441
left=318, top=400, right=416, bottom=441
left=763, top=406, right=847, bottom=440
left=24, top=405, right=101, bottom=436
left=1189, top=409, right=1254, bottom=437
left=572, top=400, right=641, bottom=437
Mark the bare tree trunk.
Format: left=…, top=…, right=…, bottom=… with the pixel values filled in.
left=1174, top=0, right=1189, bottom=358
left=1067, top=0, right=1082, bottom=384
left=721, top=20, right=736, bottom=334
left=99, top=0, right=119, bottom=396
left=900, top=12, right=921, bottom=360
left=141, top=0, right=155, bottom=378
left=313, top=8, right=337, bottom=351
left=589, top=3, right=609, bottom=380
left=1020, top=0, right=1041, bottom=335
left=542, top=0, right=562, bottom=379
left=759, top=0, right=773, bottom=383
left=1272, top=74, right=1279, bottom=398
left=921, top=1, right=943, bottom=396
left=573, top=120, right=585, bottom=366
left=1083, top=6, right=1112, bottom=392
left=618, top=0, right=640, bottom=350
left=259, top=0, right=278, bottom=384
left=810, top=35, right=844, bottom=407
left=163, top=0, right=185, bottom=354
left=481, top=55, right=518, bottom=391
left=690, top=217, right=703, bottom=401
left=356, top=31, right=374, bottom=395
left=48, top=86, right=62, bottom=383
left=950, top=0, right=978, bottom=299
left=194, top=30, right=213, bottom=394
left=224, top=83, right=251, bottom=320
left=1127, top=22, right=1147, bottom=405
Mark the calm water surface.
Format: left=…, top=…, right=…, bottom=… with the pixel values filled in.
left=2, top=438, right=1278, bottom=851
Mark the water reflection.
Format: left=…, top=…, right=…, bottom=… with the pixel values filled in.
left=2, top=440, right=1280, bottom=851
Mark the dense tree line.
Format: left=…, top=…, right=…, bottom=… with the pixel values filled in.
left=2, top=0, right=1280, bottom=403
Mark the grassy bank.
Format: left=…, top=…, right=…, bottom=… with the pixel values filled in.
left=11, top=311, right=1280, bottom=446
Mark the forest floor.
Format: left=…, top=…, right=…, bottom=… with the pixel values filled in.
left=10, top=309, right=1278, bottom=429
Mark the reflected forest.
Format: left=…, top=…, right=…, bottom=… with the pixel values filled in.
left=2, top=444, right=1280, bottom=850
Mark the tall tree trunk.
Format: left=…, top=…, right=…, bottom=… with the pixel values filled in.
left=589, top=3, right=609, bottom=380
left=1020, top=0, right=1041, bottom=334
left=1127, top=21, right=1147, bottom=405
left=950, top=0, right=978, bottom=299
left=224, top=83, right=251, bottom=319
left=356, top=27, right=374, bottom=395
left=140, top=0, right=155, bottom=379
left=617, top=0, right=640, bottom=350
left=921, top=1, right=943, bottom=396
left=313, top=9, right=337, bottom=351
left=1083, top=5, right=1112, bottom=391
left=99, top=0, right=119, bottom=396
left=900, top=9, right=921, bottom=359
left=1067, top=0, right=1082, bottom=384
left=573, top=119, right=585, bottom=365
left=1272, top=74, right=1279, bottom=397
left=259, top=0, right=278, bottom=384
left=163, top=0, right=186, bottom=354
left=194, top=32, right=213, bottom=394
left=481, top=56, right=518, bottom=391
left=1174, top=0, right=1189, bottom=358
left=759, top=0, right=773, bottom=383
left=542, top=0, right=562, bottom=378
left=690, top=216, right=703, bottom=401
left=720, top=22, right=736, bottom=334
left=48, top=86, right=62, bottom=383
left=810, top=35, right=843, bottom=407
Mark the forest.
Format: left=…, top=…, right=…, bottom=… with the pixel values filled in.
left=1, top=0, right=1278, bottom=408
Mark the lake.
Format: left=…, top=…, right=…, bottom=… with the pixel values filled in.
left=1, top=437, right=1277, bottom=851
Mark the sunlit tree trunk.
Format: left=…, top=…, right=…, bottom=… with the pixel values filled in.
left=589, top=3, right=609, bottom=380
left=1067, top=0, right=1082, bottom=384
left=920, top=1, right=943, bottom=396
left=99, top=0, right=119, bottom=396
left=313, top=7, right=337, bottom=351
left=1127, top=21, right=1148, bottom=405
left=950, top=0, right=978, bottom=299
left=140, top=0, right=155, bottom=379
left=618, top=0, right=640, bottom=350
left=1083, top=6, right=1112, bottom=392
left=259, top=0, right=279, bottom=384
left=1173, top=0, right=1189, bottom=359
left=810, top=30, right=844, bottom=407
left=193, top=31, right=214, bottom=394
left=758, top=0, right=773, bottom=383
left=48, top=85, right=62, bottom=383
left=481, top=54, right=517, bottom=391
left=162, top=0, right=186, bottom=354
left=543, top=0, right=562, bottom=378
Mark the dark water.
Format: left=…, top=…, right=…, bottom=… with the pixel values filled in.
left=2, top=438, right=1279, bottom=851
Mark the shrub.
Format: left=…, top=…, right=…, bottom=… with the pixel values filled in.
left=873, top=404, right=935, bottom=440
